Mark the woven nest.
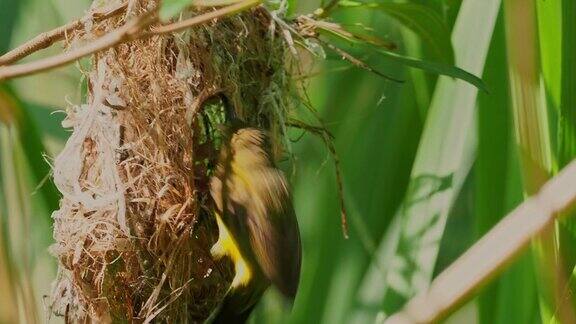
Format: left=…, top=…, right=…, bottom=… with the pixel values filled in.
left=49, top=1, right=299, bottom=322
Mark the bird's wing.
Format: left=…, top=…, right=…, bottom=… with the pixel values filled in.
left=211, top=127, right=302, bottom=299
left=241, top=167, right=301, bottom=299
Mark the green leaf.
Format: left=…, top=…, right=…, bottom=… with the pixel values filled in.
left=371, top=47, right=487, bottom=91
left=557, top=0, right=576, bottom=169
left=503, top=0, right=566, bottom=322
left=539, top=0, right=576, bottom=322
left=354, top=0, right=500, bottom=320
left=272, top=10, right=426, bottom=324
left=0, top=85, right=59, bottom=213
left=474, top=11, right=541, bottom=324
left=286, top=0, right=297, bottom=16
left=0, top=0, right=20, bottom=53
left=400, top=24, right=434, bottom=119
left=0, top=113, right=43, bottom=324
left=338, top=1, right=455, bottom=65
left=0, top=210, right=18, bottom=324
left=537, top=0, right=562, bottom=112
left=317, top=26, right=487, bottom=91
left=0, top=3, right=31, bottom=322
left=557, top=0, right=576, bottom=284
left=160, top=0, right=194, bottom=20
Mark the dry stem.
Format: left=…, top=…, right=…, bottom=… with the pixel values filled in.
left=385, top=159, right=576, bottom=324
left=0, top=13, right=155, bottom=81
left=0, top=0, right=262, bottom=81
left=286, top=119, right=349, bottom=238
left=0, top=2, right=128, bottom=66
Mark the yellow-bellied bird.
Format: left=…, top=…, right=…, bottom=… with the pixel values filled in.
left=209, top=127, right=301, bottom=323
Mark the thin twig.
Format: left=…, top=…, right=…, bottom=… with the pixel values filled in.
left=0, top=0, right=262, bottom=81
left=0, top=13, right=155, bottom=81
left=286, top=119, right=349, bottom=239
left=317, top=38, right=404, bottom=83
left=151, top=0, right=262, bottom=35
left=0, top=2, right=128, bottom=66
left=385, top=160, right=576, bottom=324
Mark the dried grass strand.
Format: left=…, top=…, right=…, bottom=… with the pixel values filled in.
left=385, top=159, right=576, bottom=324
left=0, top=13, right=155, bottom=81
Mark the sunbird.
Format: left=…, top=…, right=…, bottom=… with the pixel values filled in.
left=209, top=126, right=302, bottom=323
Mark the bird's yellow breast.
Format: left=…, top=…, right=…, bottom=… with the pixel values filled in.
left=211, top=213, right=253, bottom=288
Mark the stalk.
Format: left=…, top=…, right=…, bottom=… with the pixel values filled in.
left=503, top=0, right=573, bottom=322
left=0, top=125, right=39, bottom=324
left=553, top=0, right=576, bottom=320
left=0, top=186, right=18, bottom=324
left=558, top=0, right=576, bottom=168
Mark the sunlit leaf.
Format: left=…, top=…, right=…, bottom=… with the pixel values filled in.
left=557, top=0, right=576, bottom=170
left=474, top=12, right=541, bottom=324
left=540, top=0, right=576, bottom=322
left=283, top=15, right=425, bottom=324
left=355, top=0, right=500, bottom=320
left=503, top=0, right=573, bottom=322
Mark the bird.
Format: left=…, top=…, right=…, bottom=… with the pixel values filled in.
left=208, top=126, right=301, bottom=323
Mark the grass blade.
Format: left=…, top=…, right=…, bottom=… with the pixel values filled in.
left=318, top=25, right=486, bottom=90
left=0, top=124, right=41, bottom=324
left=0, top=85, right=59, bottom=213
left=557, top=0, right=576, bottom=171
left=337, top=1, right=454, bottom=65
left=503, top=0, right=576, bottom=322
left=0, top=203, right=18, bottom=324
left=386, top=159, right=576, bottom=323
left=474, top=12, right=540, bottom=324
left=544, top=0, right=576, bottom=321
left=354, top=0, right=501, bottom=320
left=371, top=46, right=486, bottom=91
left=0, top=0, right=21, bottom=54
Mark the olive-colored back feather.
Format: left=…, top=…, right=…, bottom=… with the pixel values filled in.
left=210, top=127, right=302, bottom=299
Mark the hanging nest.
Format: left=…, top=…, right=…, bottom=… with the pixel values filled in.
left=49, top=1, right=301, bottom=322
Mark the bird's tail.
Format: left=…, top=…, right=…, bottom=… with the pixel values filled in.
left=205, top=294, right=255, bottom=324
left=212, top=303, right=255, bottom=324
